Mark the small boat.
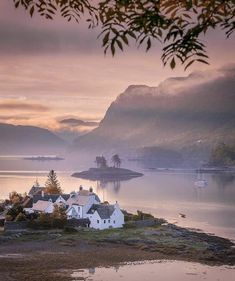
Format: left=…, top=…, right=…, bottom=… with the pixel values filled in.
left=194, top=179, right=208, bottom=188
left=179, top=213, right=186, bottom=218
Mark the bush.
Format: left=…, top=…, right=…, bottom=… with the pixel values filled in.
left=15, top=212, right=27, bottom=222
left=7, top=206, right=24, bottom=221
left=5, top=214, right=13, bottom=221
left=52, top=218, right=67, bottom=229
left=28, top=211, right=67, bottom=230
left=64, top=226, right=78, bottom=233
left=38, top=213, right=52, bottom=228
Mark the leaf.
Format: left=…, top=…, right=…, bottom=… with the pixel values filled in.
left=170, top=57, right=176, bottom=69
left=30, top=6, right=34, bottom=17
left=102, top=32, right=110, bottom=46
left=184, top=60, right=195, bottom=70
left=127, top=31, right=136, bottom=39
left=196, top=59, right=209, bottom=65
left=111, top=43, right=115, bottom=56
left=116, top=40, right=123, bottom=51
left=146, top=38, right=151, bottom=51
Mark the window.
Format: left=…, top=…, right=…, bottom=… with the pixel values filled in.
left=104, top=220, right=106, bottom=223
left=97, top=220, right=99, bottom=224
left=108, top=220, right=110, bottom=223
left=113, top=220, right=116, bottom=224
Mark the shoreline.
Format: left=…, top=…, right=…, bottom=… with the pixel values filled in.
left=0, top=222, right=235, bottom=281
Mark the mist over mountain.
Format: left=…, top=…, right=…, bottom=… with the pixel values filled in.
left=55, top=118, right=99, bottom=143
left=74, top=65, right=235, bottom=166
left=0, top=123, right=66, bottom=154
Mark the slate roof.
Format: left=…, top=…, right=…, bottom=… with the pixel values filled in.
left=87, top=204, right=115, bottom=219
left=33, top=194, right=70, bottom=204
left=28, top=185, right=45, bottom=196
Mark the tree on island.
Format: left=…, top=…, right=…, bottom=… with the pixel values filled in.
left=95, top=156, right=108, bottom=168
left=12, top=0, right=235, bottom=70
left=44, top=170, right=62, bottom=194
left=112, top=154, right=121, bottom=168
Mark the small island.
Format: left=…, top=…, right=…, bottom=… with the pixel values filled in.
left=23, top=155, right=64, bottom=161
left=72, top=155, right=143, bottom=181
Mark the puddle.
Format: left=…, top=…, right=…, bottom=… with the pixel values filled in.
left=70, top=260, right=235, bottom=281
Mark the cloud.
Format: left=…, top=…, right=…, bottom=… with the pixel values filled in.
left=0, top=100, right=49, bottom=111
left=59, top=118, right=99, bottom=127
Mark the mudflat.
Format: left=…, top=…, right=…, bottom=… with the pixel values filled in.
left=0, top=224, right=235, bottom=281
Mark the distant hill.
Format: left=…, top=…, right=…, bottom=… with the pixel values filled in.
left=0, top=123, right=66, bottom=154
left=73, top=65, right=235, bottom=166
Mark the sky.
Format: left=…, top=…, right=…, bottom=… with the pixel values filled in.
left=0, top=0, right=235, bottom=132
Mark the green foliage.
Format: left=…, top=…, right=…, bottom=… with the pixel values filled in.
left=9, top=191, right=23, bottom=205
left=210, top=143, right=235, bottom=166
left=64, top=226, right=78, bottom=233
left=38, top=212, right=52, bottom=228
left=15, top=212, right=27, bottom=222
left=45, top=170, right=62, bottom=194
left=7, top=205, right=24, bottom=221
left=52, top=205, right=67, bottom=220
left=32, top=206, right=67, bottom=229
left=5, top=215, right=14, bottom=222
left=124, top=209, right=154, bottom=222
left=12, top=0, right=235, bottom=69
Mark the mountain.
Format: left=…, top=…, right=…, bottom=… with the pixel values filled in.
left=73, top=65, right=235, bottom=166
left=0, top=123, right=66, bottom=154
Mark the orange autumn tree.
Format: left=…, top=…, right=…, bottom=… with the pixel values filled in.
left=44, top=170, right=62, bottom=194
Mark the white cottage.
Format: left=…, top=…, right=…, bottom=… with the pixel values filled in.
left=86, top=202, right=124, bottom=230
left=66, top=204, right=82, bottom=219
left=28, top=185, right=125, bottom=230
left=66, top=187, right=101, bottom=218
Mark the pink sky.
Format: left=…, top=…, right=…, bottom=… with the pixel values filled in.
left=0, top=0, right=235, bottom=131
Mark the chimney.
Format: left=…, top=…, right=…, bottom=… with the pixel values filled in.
left=79, top=185, right=83, bottom=191
left=89, top=187, right=93, bottom=193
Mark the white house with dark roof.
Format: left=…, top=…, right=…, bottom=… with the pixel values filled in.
left=30, top=193, right=70, bottom=214
left=27, top=185, right=124, bottom=229
left=86, top=202, right=124, bottom=230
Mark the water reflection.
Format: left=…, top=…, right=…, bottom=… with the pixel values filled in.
left=211, top=173, right=235, bottom=190
left=96, top=180, right=121, bottom=193
left=0, top=169, right=235, bottom=239
left=71, top=261, right=235, bottom=281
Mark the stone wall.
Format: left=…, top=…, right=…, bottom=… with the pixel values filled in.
left=4, top=221, right=28, bottom=232
left=66, top=218, right=90, bottom=228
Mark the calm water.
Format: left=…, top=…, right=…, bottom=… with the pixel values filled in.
left=0, top=156, right=235, bottom=280
left=70, top=261, right=235, bottom=281
left=0, top=158, right=234, bottom=239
